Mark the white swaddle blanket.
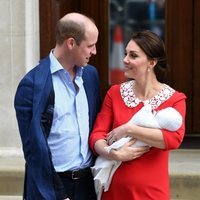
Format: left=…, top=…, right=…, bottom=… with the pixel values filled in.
left=91, top=105, right=182, bottom=200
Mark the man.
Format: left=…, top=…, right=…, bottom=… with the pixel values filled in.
left=14, top=12, right=101, bottom=200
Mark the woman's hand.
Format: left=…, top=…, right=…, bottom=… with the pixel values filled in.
left=110, top=139, right=150, bottom=162
left=107, top=123, right=131, bottom=145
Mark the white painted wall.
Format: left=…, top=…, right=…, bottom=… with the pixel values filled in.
left=0, top=0, right=39, bottom=156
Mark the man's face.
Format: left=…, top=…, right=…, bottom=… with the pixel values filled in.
left=72, top=26, right=99, bottom=67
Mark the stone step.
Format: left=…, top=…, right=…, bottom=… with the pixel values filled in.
left=170, top=174, right=200, bottom=200
left=0, top=157, right=24, bottom=196
left=0, top=149, right=199, bottom=199
left=0, top=196, right=22, bottom=200
left=169, top=149, right=200, bottom=200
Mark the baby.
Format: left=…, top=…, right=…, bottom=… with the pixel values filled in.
left=92, top=105, right=182, bottom=200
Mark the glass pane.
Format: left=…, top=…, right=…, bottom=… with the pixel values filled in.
left=109, top=0, right=165, bottom=85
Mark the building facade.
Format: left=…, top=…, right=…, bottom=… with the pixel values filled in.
left=0, top=0, right=199, bottom=158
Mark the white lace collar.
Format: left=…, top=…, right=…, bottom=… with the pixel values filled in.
left=120, top=80, right=175, bottom=109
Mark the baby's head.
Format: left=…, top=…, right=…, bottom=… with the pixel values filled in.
left=155, top=107, right=182, bottom=131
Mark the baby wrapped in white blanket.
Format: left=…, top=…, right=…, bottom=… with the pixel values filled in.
left=91, top=105, right=182, bottom=200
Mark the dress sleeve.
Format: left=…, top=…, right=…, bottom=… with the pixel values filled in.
left=89, top=87, right=114, bottom=153
left=162, top=92, right=187, bottom=150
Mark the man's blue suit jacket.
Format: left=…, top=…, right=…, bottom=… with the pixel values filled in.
left=14, top=56, right=101, bottom=199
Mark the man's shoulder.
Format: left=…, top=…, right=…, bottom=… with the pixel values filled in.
left=30, top=56, right=50, bottom=73
left=22, top=56, right=50, bottom=80
left=84, top=64, right=98, bottom=73
left=17, top=56, right=50, bottom=87
left=82, top=64, right=99, bottom=79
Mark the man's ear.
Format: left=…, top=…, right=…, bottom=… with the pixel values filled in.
left=65, top=37, right=76, bottom=49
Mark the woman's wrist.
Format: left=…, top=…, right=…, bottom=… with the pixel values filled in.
left=109, top=149, right=121, bottom=161
left=126, top=123, right=135, bottom=137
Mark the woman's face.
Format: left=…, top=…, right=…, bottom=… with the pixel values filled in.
left=123, top=40, right=151, bottom=80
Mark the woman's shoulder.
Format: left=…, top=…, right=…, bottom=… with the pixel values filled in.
left=108, top=80, right=132, bottom=94
left=173, top=90, right=187, bottom=102
left=163, top=84, right=187, bottom=103
left=110, top=80, right=133, bottom=89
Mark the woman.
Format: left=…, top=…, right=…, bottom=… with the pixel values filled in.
left=89, top=30, right=186, bottom=200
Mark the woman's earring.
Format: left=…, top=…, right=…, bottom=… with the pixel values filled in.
left=147, top=68, right=151, bottom=72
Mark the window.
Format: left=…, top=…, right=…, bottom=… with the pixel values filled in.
left=109, top=0, right=165, bottom=84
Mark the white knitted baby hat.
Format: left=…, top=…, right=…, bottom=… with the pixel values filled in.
left=155, top=107, right=182, bottom=131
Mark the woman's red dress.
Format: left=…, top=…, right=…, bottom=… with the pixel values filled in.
left=89, top=81, right=186, bottom=200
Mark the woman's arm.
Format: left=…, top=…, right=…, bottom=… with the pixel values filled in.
left=107, top=124, right=165, bottom=149
left=90, top=86, right=150, bottom=160
left=107, top=93, right=186, bottom=150
left=94, top=139, right=150, bottom=162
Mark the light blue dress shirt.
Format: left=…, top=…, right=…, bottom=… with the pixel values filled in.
left=47, top=51, right=93, bottom=171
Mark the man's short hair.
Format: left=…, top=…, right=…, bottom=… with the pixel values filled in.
left=55, top=19, right=85, bottom=45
